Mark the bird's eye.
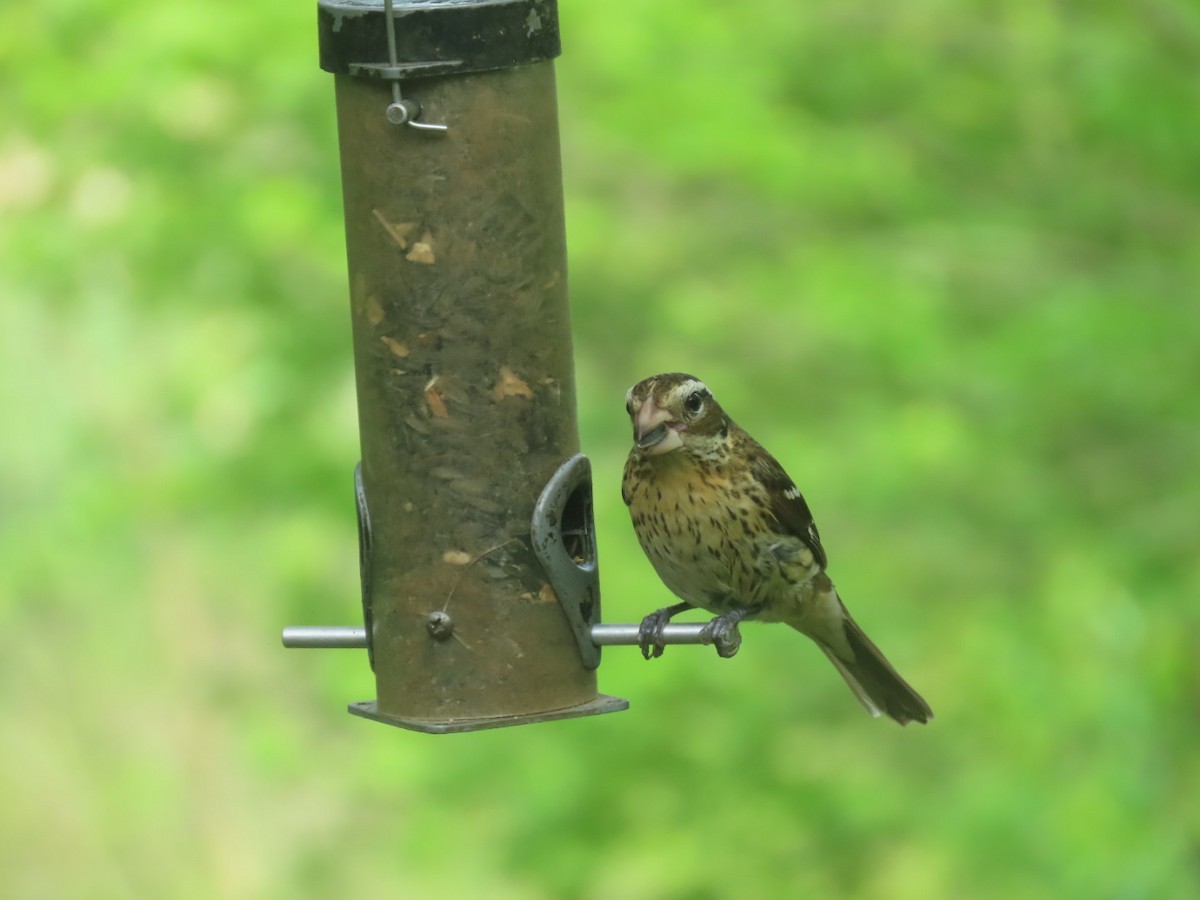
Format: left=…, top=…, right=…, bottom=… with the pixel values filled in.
left=683, top=391, right=705, bottom=416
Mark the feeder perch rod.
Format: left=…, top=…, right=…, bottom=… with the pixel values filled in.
left=281, top=623, right=711, bottom=650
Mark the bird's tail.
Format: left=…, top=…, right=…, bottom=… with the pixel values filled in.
left=788, top=591, right=933, bottom=725
left=816, top=612, right=933, bottom=725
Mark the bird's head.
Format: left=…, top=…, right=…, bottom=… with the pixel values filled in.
left=625, top=373, right=731, bottom=459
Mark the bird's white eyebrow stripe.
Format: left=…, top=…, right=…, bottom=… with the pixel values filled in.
left=675, top=379, right=709, bottom=398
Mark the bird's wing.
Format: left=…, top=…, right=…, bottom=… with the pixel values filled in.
left=749, top=447, right=829, bottom=570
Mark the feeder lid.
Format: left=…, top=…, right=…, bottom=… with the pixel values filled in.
left=317, top=0, right=561, bottom=77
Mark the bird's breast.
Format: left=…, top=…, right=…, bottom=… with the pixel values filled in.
left=624, top=456, right=781, bottom=612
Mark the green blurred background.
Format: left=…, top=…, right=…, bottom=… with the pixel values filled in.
left=3, top=0, right=1198, bottom=896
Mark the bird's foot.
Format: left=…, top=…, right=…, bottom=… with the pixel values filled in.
left=700, top=611, right=745, bottom=658
left=637, top=608, right=675, bottom=659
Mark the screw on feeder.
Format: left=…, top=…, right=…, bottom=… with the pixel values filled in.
left=425, top=610, right=455, bottom=641
left=384, top=98, right=422, bottom=126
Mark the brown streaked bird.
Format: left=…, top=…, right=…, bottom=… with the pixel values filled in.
left=622, top=372, right=933, bottom=725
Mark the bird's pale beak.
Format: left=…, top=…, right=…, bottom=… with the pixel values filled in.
left=634, top=402, right=683, bottom=455
left=637, top=424, right=669, bottom=450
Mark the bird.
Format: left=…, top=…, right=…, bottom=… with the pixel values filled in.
left=621, top=372, right=933, bottom=725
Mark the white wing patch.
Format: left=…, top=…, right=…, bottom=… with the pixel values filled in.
left=783, top=485, right=802, bottom=501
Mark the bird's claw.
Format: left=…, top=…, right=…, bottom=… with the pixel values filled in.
left=637, top=608, right=674, bottom=659
left=700, top=614, right=743, bottom=658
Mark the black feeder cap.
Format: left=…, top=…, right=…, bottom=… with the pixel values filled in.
left=317, top=0, right=562, bottom=77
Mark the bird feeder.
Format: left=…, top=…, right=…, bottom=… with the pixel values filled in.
left=285, top=0, right=712, bottom=733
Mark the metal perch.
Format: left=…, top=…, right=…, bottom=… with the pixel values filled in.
left=282, top=622, right=714, bottom=650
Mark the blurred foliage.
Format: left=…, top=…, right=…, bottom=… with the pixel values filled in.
left=2, top=0, right=1199, bottom=897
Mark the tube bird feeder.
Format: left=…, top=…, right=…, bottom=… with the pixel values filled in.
left=301, top=0, right=624, bottom=733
